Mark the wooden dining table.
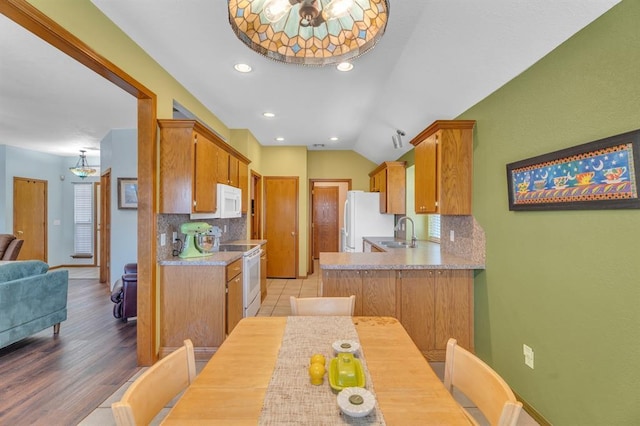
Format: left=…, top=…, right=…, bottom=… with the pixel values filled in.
left=161, top=316, right=471, bottom=425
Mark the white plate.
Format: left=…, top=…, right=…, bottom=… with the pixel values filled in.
left=332, top=339, right=360, bottom=355
left=337, top=387, right=375, bottom=418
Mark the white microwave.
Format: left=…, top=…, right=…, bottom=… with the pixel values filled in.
left=190, top=183, right=242, bottom=219
left=212, top=183, right=242, bottom=218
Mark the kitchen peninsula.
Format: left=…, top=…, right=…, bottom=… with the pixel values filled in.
left=320, top=237, right=484, bottom=361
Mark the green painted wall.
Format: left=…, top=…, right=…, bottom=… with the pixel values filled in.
left=307, top=150, right=376, bottom=190
left=458, top=2, right=640, bottom=423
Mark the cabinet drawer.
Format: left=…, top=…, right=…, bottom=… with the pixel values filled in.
left=226, top=259, right=242, bottom=280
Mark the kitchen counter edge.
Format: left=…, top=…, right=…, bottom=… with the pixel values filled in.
left=320, top=237, right=485, bottom=270
left=158, top=240, right=266, bottom=266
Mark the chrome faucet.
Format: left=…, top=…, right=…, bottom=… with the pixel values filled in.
left=395, top=216, right=417, bottom=248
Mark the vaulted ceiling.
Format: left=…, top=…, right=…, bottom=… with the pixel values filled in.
left=1, top=1, right=620, bottom=163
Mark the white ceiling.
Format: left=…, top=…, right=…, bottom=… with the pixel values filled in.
left=1, top=1, right=619, bottom=163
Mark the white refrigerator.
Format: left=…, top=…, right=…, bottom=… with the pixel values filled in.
left=341, top=191, right=395, bottom=252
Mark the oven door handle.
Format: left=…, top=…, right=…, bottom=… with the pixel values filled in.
left=245, top=249, right=263, bottom=261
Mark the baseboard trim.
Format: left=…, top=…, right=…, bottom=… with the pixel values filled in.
left=514, top=391, right=552, bottom=426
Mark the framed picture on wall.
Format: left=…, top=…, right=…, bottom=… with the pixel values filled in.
left=117, top=177, right=138, bottom=209
left=506, top=129, right=640, bottom=210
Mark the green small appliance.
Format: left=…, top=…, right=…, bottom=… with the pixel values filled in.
left=179, top=222, right=213, bottom=258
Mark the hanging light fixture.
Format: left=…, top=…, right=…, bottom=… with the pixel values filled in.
left=228, top=0, right=389, bottom=66
left=69, top=150, right=97, bottom=179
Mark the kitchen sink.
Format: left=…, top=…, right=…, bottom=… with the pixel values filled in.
left=378, top=241, right=411, bottom=248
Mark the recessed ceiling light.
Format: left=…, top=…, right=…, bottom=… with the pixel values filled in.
left=336, top=62, right=353, bottom=72
left=263, top=112, right=275, bottom=118
left=234, top=63, right=252, bottom=73
left=329, top=137, right=339, bottom=141
left=275, top=137, right=285, bottom=142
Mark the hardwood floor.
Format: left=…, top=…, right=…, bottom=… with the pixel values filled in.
left=0, top=276, right=138, bottom=425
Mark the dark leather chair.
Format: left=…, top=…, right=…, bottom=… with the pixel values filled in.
left=111, top=263, right=137, bottom=322
left=0, top=234, right=24, bottom=260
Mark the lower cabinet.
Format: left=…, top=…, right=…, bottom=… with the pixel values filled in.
left=159, top=260, right=244, bottom=360
left=226, top=259, right=243, bottom=335
left=322, top=268, right=473, bottom=361
left=399, top=269, right=473, bottom=361
left=322, top=270, right=395, bottom=317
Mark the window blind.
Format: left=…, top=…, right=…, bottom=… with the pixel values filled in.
left=428, top=214, right=441, bottom=242
left=73, top=183, right=93, bottom=255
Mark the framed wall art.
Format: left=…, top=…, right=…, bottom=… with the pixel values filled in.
left=507, top=129, right=640, bottom=210
left=117, top=177, right=138, bottom=209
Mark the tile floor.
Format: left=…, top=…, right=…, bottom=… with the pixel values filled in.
left=80, top=263, right=539, bottom=425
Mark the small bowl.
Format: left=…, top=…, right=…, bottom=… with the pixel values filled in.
left=332, top=340, right=360, bottom=355
left=337, top=387, right=375, bottom=418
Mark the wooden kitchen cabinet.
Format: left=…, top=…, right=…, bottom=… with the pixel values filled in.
left=159, top=120, right=251, bottom=214
left=159, top=260, right=245, bottom=359
left=159, top=265, right=226, bottom=359
left=322, top=267, right=473, bottom=362
left=158, top=120, right=218, bottom=214
left=226, top=259, right=243, bottom=335
left=239, top=161, right=249, bottom=213
left=216, top=146, right=230, bottom=185
left=399, top=269, right=473, bottom=361
left=216, top=144, right=248, bottom=190
left=322, top=269, right=396, bottom=317
left=411, top=120, right=475, bottom=215
left=368, top=161, right=406, bottom=214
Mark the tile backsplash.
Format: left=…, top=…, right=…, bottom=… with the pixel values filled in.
left=157, top=214, right=248, bottom=259
left=440, top=215, right=485, bottom=265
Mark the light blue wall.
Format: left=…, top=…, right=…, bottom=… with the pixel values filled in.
left=0, top=146, right=7, bottom=231
left=101, top=129, right=137, bottom=287
left=0, top=145, right=101, bottom=266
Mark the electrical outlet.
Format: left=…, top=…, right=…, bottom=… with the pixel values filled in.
left=224, top=225, right=228, bottom=233
left=523, top=344, right=534, bottom=369
left=160, top=233, right=166, bottom=246
left=173, top=231, right=178, bottom=242
left=450, top=230, right=455, bottom=242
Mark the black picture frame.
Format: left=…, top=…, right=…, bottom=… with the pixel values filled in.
left=506, top=129, right=640, bottom=211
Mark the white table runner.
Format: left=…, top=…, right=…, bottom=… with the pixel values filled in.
left=258, top=316, right=386, bottom=425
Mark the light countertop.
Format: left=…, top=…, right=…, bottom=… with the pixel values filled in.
left=320, top=237, right=485, bottom=270
left=158, top=240, right=266, bottom=266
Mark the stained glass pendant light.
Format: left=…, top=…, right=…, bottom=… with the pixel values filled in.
left=69, top=150, right=97, bottom=179
left=228, top=0, right=389, bottom=66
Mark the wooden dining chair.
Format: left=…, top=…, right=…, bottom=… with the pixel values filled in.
left=111, top=339, right=196, bottom=426
left=289, top=295, right=356, bottom=316
left=444, top=338, right=523, bottom=426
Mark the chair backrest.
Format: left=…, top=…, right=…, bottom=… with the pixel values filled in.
left=0, top=234, right=23, bottom=260
left=3, top=238, right=23, bottom=260
left=290, top=295, right=356, bottom=316
left=444, top=338, right=522, bottom=426
left=112, top=339, right=196, bottom=426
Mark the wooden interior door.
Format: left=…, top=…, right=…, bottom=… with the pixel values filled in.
left=100, top=169, right=111, bottom=285
left=13, top=177, right=47, bottom=261
left=264, top=177, right=298, bottom=278
left=250, top=171, right=262, bottom=239
left=312, top=186, right=339, bottom=258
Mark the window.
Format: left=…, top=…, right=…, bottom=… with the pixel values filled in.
left=73, top=183, right=93, bottom=255
left=428, top=214, right=441, bottom=242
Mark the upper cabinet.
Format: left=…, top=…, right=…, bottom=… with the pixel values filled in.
left=158, top=119, right=250, bottom=214
left=369, top=161, right=406, bottom=214
left=411, top=120, right=475, bottom=215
